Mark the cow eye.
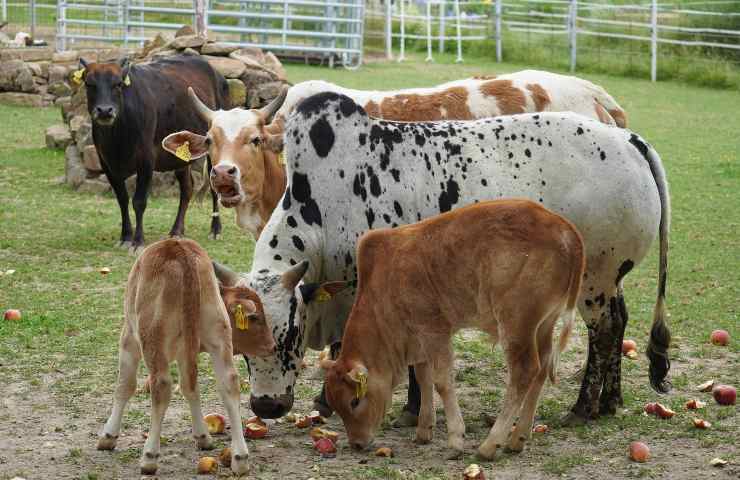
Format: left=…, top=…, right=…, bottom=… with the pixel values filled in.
left=350, top=398, right=360, bottom=409
left=250, top=136, right=262, bottom=146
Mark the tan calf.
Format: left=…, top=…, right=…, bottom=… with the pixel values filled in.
left=322, top=200, right=585, bottom=460
left=96, top=238, right=276, bottom=475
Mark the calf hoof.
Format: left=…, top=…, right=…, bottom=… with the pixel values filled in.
left=505, top=436, right=526, bottom=453
left=96, top=432, right=118, bottom=450
left=140, top=451, right=159, bottom=475
left=194, top=433, right=214, bottom=450
left=414, top=427, right=433, bottom=445
left=392, top=410, right=419, bottom=428
left=231, top=453, right=249, bottom=475
left=476, top=445, right=497, bottom=461
left=560, top=411, right=589, bottom=427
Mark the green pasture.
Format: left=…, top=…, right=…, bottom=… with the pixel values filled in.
left=0, top=59, right=737, bottom=479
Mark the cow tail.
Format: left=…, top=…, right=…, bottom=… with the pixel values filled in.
left=592, top=86, right=628, bottom=128
left=194, top=156, right=212, bottom=204
left=549, top=225, right=585, bottom=384
left=644, top=146, right=672, bottom=393
left=180, top=241, right=201, bottom=365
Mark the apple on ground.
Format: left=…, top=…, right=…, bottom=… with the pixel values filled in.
left=375, top=447, right=393, bottom=457
left=244, top=422, right=268, bottom=439
left=622, top=339, right=637, bottom=355
left=463, top=463, right=486, bottom=479
left=712, top=385, right=736, bottom=405
left=197, top=456, right=218, bottom=474
left=314, top=437, right=337, bottom=456
left=203, top=413, right=226, bottom=434
left=692, top=418, right=711, bottom=429
left=710, top=329, right=730, bottom=346
left=218, top=447, right=232, bottom=467
left=4, top=309, right=21, bottom=321
left=685, top=399, right=706, bottom=410
left=629, top=442, right=650, bottom=462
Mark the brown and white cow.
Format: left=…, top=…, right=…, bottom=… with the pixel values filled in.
left=162, top=70, right=627, bottom=239
left=321, top=199, right=585, bottom=459
left=96, top=238, right=275, bottom=475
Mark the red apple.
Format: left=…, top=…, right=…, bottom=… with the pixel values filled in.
left=308, top=410, right=326, bottom=425
left=622, top=339, right=637, bottom=355
left=654, top=403, right=675, bottom=419
left=696, top=379, right=716, bottom=392
left=532, top=424, right=549, bottom=433
left=203, top=413, right=226, bottom=434
left=463, top=463, right=486, bottom=479
left=685, top=399, right=706, bottom=410
left=712, top=385, right=736, bottom=406
left=4, top=309, right=21, bottom=321
left=629, top=441, right=650, bottom=462
left=710, top=329, right=730, bottom=346
left=644, top=402, right=658, bottom=415
left=294, top=415, right=311, bottom=428
left=692, top=418, right=712, bottom=429
left=314, top=437, right=337, bottom=456
left=244, top=416, right=265, bottom=427
left=375, top=447, right=393, bottom=457
left=196, top=456, right=218, bottom=474
left=244, top=422, right=268, bottom=439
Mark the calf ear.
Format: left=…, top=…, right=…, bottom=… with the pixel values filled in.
left=243, top=299, right=260, bottom=320
left=162, top=130, right=208, bottom=162
left=264, top=132, right=284, bottom=154
left=299, top=280, right=350, bottom=304
left=213, top=261, right=241, bottom=287
left=281, top=260, right=309, bottom=290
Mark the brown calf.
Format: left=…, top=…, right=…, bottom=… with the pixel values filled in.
left=96, top=238, right=275, bottom=475
left=322, top=200, right=585, bottom=460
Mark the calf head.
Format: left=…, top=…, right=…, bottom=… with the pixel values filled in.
left=162, top=87, right=288, bottom=209
left=214, top=260, right=348, bottom=419
left=217, top=271, right=276, bottom=358
left=322, top=360, right=390, bottom=450
left=78, top=57, right=131, bottom=126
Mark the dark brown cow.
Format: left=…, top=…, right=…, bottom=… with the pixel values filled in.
left=322, top=200, right=585, bottom=459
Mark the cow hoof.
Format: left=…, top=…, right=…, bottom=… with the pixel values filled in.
left=140, top=464, right=158, bottom=476
left=129, top=245, right=144, bottom=256
left=118, top=240, right=132, bottom=249
left=392, top=410, right=419, bottom=428
left=476, top=446, right=497, bottom=461
left=209, top=232, right=221, bottom=241
left=96, top=432, right=118, bottom=450
left=232, top=453, right=249, bottom=475
left=560, top=411, right=588, bottom=427
left=195, top=433, right=214, bottom=450
left=505, top=438, right=526, bottom=453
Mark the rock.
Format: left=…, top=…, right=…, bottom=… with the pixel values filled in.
left=48, top=81, right=72, bottom=98
left=55, top=96, right=71, bottom=108
left=263, top=52, right=286, bottom=80
left=0, top=92, right=44, bottom=107
left=0, top=47, right=53, bottom=62
left=201, top=42, right=239, bottom=56
left=97, top=49, right=124, bottom=63
left=46, top=124, right=72, bottom=149
left=82, top=145, right=102, bottom=172
left=182, top=47, right=200, bottom=56
left=26, top=62, right=43, bottom=77
left=230, top=47, right=265, bottom=64
left=52, top=50, right=79, bottom=64
left=227, top=78, right=247, bottom=107
left=149, top=49, right=178, bottom=60
left=170, top=34, right=205, bottom=50
left=203, top=55, right=246, bottom=79
left=240, top=69, right=274, bottom=91
left=16, top=68, right=37, bottom=92
left=140, top=32, right=172, bottom=58
left=69, top=115, right=87, bottom=137
left=48, top=65, right=69, bottom=85
left=65, top=145, right=87, bottom=188
left=0, top=60, right=24, bottom=89
left=78, top=177, right=111, bottom=194
left=175, top=25, right=195, bottom=37
left=253, top=82, right=286, bottom=108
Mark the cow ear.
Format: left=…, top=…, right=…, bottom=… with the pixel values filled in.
left=299, top=280, right=349, bottom=304
left=162, top=130, right=208, bottom=162
left=265, top=132, right=284, bottom=154
left=346, top=364, right=369, bottom=399
left=213, top=261, right=241, bottom=287
left=119, top=57, right=131, bottom=77
left=79, top=58, right=89, bottom=69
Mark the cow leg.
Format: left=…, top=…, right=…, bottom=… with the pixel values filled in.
left=131, top=166, right=152, bottom=255
left=208, top=158, right=222, bottom=240
left=313, top=342, right=342, bottom=418
left=170, top=167, right=193, bottom=238
left=478, top=339, right=537, bottom=460
left=433, top=344, right=465, bottom=458
left=599, top=291, right=628, bottom=415
left=508, top=314, right=557, bottom=453
left=413, top=361, right=435, bottom=445
left=97, top=326, right=141, bottom=450
left=102, top=165, right=133, bottom=248
left=392, top=367, right=421, bottom=427
left=210, top=347, right=249, bottom=475
left=177, top=351, right=213, bottom=450
left=140, top=361, right=172, bottom=475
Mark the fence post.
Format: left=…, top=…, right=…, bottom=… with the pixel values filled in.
left=122, top=0, right=129, bottom=49
left=439, top=0, right=445, bottom=53
left=650, top=0, right=658, bottom=82
left=194, top=0, right=207, bottom=38
left=495, top=0, right=502, bottom=63
left=426, top=0, right=433, bottom=61
left=398, top=0, right=406, bottom=62
left=30, top=0, right=36, bottom=40
left=1, top=0, right=6, bottom=23
left=56, top=0, right=67, bottom=52
left=454, top=0, right=462, bottom=62
left=568, top=0, right=577, bottom=72
left=385, top=0, right=393, bottom=59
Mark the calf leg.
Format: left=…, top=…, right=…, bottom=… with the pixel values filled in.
left=98, top=327, right=141, bottom=450
left=140, top=362, right=172, bottom=475
left=433, top=346, right=465, bottom=458
left=131, top=167, right=152, bottom=254
left=170, top=167, right=193, bottom=238
left=313, top=342, right=342, bottom=418
left=478, top=341, right=537, bottom=460
left=177, top=352, right=213, bottom=450
left=210, top=347, right=249, bottom=475
left=413, top=362, right=436, bottom=445
left=392, top=367, right=421, bottom=427
left=101, top=163, right=133, bottom=248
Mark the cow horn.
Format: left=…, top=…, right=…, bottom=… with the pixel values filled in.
left=258, top=85, right=288, bottom=123
left=188, top=87, right=214, bottom=122
left=281, top=260, right=309, bottom=290
left=213, top=261, right=240, bottom=287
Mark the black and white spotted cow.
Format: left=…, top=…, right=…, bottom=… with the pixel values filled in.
left=214, top=92, right=671, bottom=424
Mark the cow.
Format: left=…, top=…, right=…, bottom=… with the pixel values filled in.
left=211, top=92, right=671, bottom=426
left=96, top=238, right=276, bottom=475
left=162, top=70, right=627, bottom=240
left=79, top=55, right=230, bottom=253
left=321, top=199, right=585, bottom=459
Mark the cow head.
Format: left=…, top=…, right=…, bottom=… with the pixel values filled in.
left=214, top=260, right=348, bottom=419
left=78, top=57, right=131, bottom=127
left=162, top=87, right=288, bottom=209
left=216, top=267, right=277, bottom=358
left=322, top=360, right=391, bottom=450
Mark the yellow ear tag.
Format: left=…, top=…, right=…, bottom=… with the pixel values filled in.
left=72, top=69, right=85, bottom=85
left=175, top=141, right=192, bottom=162
left=278, top=151, right=286, bottom=165
left=235, top=304, right=249, bottom=331
left=315, top=286, right=332, bottom=303
left=124, top=74, right=132, bottom=86
left=355, top=372, right=368, bottom=400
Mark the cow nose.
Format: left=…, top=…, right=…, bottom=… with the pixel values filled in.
left=250, top=394, right=294, bottom=419
left=95, top=105, right=115, bottom=118
left=212, top=164, right=238, bottom=179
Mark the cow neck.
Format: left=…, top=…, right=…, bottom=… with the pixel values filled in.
left=93, top=87, right=143, bottom=158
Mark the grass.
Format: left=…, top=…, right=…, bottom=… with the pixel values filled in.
left=0, top=59, right=738, bottom=478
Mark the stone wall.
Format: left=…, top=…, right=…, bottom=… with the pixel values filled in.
left=32, top=27, right=290, bottom=197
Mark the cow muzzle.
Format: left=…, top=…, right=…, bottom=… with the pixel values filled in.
left=210, top=164, right=244, bottom=208
left=92, top=105, right=117, bottom=126
left=250, top=393, right=294, bottom=419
